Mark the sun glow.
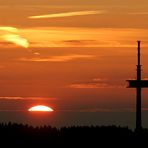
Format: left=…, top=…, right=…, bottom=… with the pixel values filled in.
left=28, top=105, right=54, bottom=112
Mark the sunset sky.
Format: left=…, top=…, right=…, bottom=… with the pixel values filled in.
left=0, top=0, right=148, bottom=128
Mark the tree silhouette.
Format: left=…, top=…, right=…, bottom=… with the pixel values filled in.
left=0, top=122, right=147, bottom=147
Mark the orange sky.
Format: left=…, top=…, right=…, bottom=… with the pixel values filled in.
left=0, top=0, right=148, bottom=128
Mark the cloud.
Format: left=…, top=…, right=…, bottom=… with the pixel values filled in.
left=0, top=27, right=18, bottom=33
left=14, top=27, right=148, bottom=48
left=0, top=97, right=57, bottom=100
left=30, top=39, right=98, bottom=48
left=1, top=34, right=29, bottom=48
left=129, top=12, right=148, bottom=15
left=19, top=54, right=95, bottom=62
left=0, top=97, right=25, bottom=100
left=28, top=10, right=105, bottom=19
left=0, top=26, right=29, bottom=48
left=60, top=107, right=135, bottom=113
left=62, top=40, right=97, bottom=46
left=33, top=52, right=41, bottom=55
left=68, top=78, right=123, bottom=89
left=68, top=83, right=111, bottom=89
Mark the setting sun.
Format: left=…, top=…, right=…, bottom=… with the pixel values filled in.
left=28, top=105, right=54, bottom=112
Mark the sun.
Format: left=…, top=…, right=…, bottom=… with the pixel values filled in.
left=28, top=105, right=54, bottom=112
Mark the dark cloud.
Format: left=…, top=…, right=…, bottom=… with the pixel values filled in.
left=63, top=40, right=97, bottom=45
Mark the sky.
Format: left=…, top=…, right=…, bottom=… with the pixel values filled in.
left=0, top=0, right=148, bottom=128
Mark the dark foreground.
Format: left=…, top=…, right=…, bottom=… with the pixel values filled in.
left=0, top=123, right=148, bottom=148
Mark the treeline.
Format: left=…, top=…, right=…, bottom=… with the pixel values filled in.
left=0, top=122, right=148, bottom=147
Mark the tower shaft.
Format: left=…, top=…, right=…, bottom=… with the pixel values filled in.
left=136, top=41, right=142, bottom=130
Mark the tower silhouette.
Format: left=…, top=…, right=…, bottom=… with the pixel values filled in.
left=127, top=41, right=148, bottom=131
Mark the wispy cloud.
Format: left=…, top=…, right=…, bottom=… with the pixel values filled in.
left=68, top=84, right=108, bottom=89
left=2, top=34, right=29, bottom=48
left=0, top=27, right=18, bottom=33
left=129, top=12, right=148, bottom=15
left=62, top=40, right=97, bottom=46
left=0, top=97, right=25, bottom=100
left=29, top=10, right=105, bottom=19
left=60, top=107, right=135, bottom=113
left=0, top=26, right=29, bottom=48
left=68, top=78, right=123, bottom=89
left=0, top=97, right=57, bottom=100
left=19, top=54, right=95, bottom=62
